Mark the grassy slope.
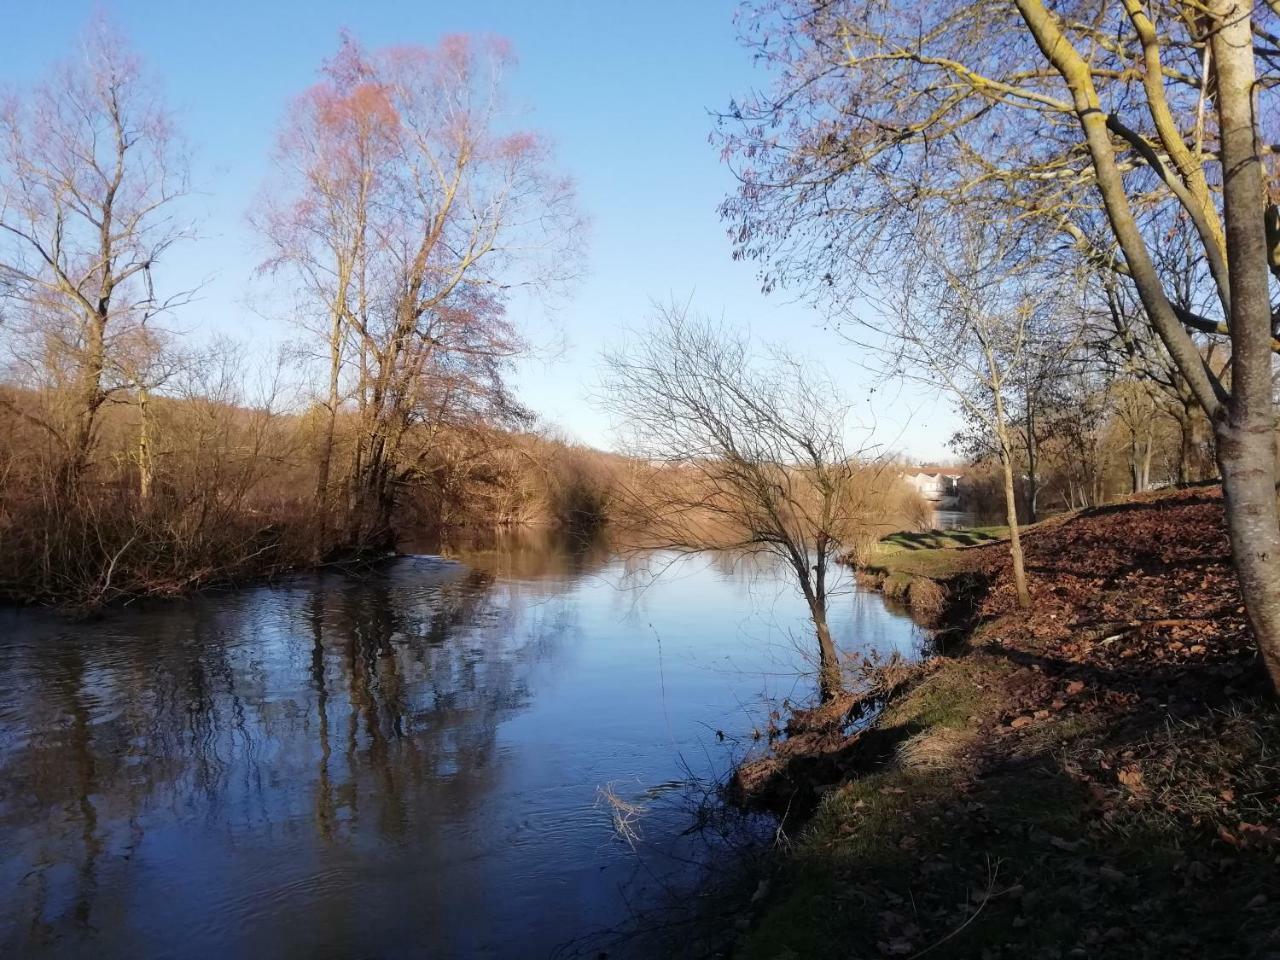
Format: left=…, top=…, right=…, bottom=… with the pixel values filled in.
left=740, top=490, right=1280, bottom=960
left=856, top=525, right=1011, bottom=616
left=879, top=525, right=1010, bottom=553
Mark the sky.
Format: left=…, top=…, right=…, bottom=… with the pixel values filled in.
left=0, top=0, right=958, bottom=461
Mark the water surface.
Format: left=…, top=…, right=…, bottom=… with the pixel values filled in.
left=0, top=531, right=923, bottom=958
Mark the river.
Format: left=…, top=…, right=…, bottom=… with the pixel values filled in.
left=0, top=530, right=924, bottom=959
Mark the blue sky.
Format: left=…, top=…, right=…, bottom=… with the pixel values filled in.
left=1, top=0, right=956, bottom=460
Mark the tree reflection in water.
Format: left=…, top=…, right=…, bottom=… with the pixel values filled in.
left=0, top=528, right=922, bottom=958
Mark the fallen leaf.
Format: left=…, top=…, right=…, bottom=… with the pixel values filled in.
left=1117, top=766, right=1145, bottom=790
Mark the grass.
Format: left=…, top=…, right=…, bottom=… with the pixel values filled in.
left=880, top=525, right=1010, bottom=552
left=860, top=526, right=1008, bottom=582
left=853, top=527, right=1007, bottom=626
left=879, top=662, right=991, bottom=731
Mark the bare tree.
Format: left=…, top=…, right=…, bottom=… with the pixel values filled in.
left=720, top=0, right=1280, bottom=692
left=1098, top=272, right=1226, bottom=487
left=254, top=33, right=394, bottom=540
left=601, top=304, right=893, bottom=703
left=258, top=33, right=581, bottom=549
left=0, top=16, right=194, bottom=487
left=950, top=314, right=1079, bottom=525
left=112, top=317, right=185, bottom=502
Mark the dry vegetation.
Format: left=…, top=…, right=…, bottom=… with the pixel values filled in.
left=0, top=378, right=626, bottom=605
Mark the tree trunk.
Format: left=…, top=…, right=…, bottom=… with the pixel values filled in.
left=992, top=384, right=1032, bottom=609
left=1129, top=431, right=1141, bottom=495
left=347, top=437, right=364, bottom=529
left=314, top=318, right=343, bottom=557
left=349, top=429, right=397, bottom=550
left=1139, top=420, right=1154, bottom=492
left=1025, top=401, right=1039, bottom=523
left=63, top=314, right=107, bottom=490
left=797, top=553, right=843, bottom=703
left=1177, top=403, right=1193, bottom=486
left=1217, top=423, right=1280, bottom=690
left=810, top=601, right=843, bottom=703
left=314, top=411, right=336, bottom=554
left=137, top=386, right=153, bottom=503
left=999, top=443, right=1032, bottom=610
left=1210, top=0, right=1280, bottom=694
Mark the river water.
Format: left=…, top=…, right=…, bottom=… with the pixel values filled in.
left=0, top=530, right=924, bottom=959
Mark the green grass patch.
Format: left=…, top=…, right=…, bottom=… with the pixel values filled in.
left=863, top=548, right=977, bottom=581
left=881, top=525, right=1009, bottom=552
left=860, top=525, right=1010, bottom=580
left=880, top=664, right=989, bottom=731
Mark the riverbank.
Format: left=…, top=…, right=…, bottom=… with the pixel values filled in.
left=732, top=487, right=1280, bottom=959
left=0, top=505, right=600, bottom=611
left=852, top=523, right=1009, bottom=626
left=0, top=501, right=397, bottom=611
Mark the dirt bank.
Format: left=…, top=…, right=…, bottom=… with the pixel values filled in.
left=732, top=487, right=1280, bottom=959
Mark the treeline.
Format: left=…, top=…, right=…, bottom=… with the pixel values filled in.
left=0, top=20, right=598, bottom=605
left=955, top=343, right=1221, bottom=522
left=0, top=370, right=622, bottom=604
left=943, top=260, right=1224, bottom=523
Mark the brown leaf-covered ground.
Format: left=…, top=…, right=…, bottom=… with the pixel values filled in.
left=735, top=487, right=1280, bottom=960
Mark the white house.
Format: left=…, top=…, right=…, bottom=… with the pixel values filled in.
left=902, top=470, right=963, bottom=504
